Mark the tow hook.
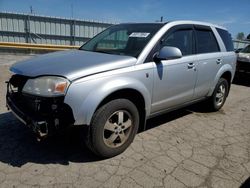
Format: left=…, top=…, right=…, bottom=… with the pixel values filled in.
left=33, top=121, right=48, bottom=141
left=6, top=81, right=10, bottom=111
left=6, top=104, right=10, bottom=111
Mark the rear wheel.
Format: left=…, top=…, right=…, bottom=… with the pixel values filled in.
left=85, top=99, right=139, bottom=158
left=207, top=78, right=229, bottom=111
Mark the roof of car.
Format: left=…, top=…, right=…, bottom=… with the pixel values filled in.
left=167, top=20, right=227, bottom=30
left=120, top=20, right=227, bottom=30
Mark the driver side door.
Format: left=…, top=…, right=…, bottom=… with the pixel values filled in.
left=151, top=25, right=197, bottom=114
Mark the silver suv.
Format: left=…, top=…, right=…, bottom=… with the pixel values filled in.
left=6, top=21, right=236, bottom=158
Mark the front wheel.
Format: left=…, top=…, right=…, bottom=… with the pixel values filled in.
left=207, top=78, right=229, bottom=111
left=85, top=99, right=139, bottom=158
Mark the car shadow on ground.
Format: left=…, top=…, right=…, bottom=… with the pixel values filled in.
left=233, top=72, right=250, bottom=87
left=145, top=108, right=191, bottom=131
left=145, top=101, right=224, bottom=131
left=0, top=103, right=211, bottom=167
left=0, top=112, right=99, bottom=167
left=240, top=177, right=250, bottom=188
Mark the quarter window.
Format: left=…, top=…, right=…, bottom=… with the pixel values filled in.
left=161, top=29, right=193, bottom=56
left=196, top=29, right=220, bottom=54
left=216, top=28, right=234, bottom=52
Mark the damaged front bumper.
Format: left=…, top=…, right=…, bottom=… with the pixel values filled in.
left=6, top=75, right=75, bottom=139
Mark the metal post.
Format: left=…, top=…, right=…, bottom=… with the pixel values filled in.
left=160, top=16, right=163, bottom=22
left=70, top=20, right=75, bottom=46
left=24, top=15, right=31, bottom=43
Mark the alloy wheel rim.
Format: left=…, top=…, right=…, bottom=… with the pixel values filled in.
left=215, top=84, right=226, bottom=106
left=103, top=110, right=133, bottom=148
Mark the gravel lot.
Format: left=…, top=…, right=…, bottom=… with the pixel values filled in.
left=0, top=53, right=250, bottom=188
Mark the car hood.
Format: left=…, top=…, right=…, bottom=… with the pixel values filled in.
left=10, top=50, right=137, bottom=81
left=238, top=52, right=250, bottom=57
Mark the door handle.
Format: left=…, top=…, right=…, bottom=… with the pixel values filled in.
left=216, top=59, right=222, bottom=65
left=187, top=63, right=195, bottom=69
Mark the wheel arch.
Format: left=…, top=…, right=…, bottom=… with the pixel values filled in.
left=208, top=65, right=233, bottom=96
left=220, top=71, right=232, bottom=95
left=72, top=77, right=152, bottom=130
left=95, top=88, right=147, bottom=132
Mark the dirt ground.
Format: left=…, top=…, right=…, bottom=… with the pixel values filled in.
left=0, top=53, right=250, bottom=188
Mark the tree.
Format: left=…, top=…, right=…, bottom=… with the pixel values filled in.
left=236, top=32, right=245, bottom=40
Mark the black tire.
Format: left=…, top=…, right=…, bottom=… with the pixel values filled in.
left=207, top=78, right=229, bottom=111
left=85, top=99, right=139, bottom=158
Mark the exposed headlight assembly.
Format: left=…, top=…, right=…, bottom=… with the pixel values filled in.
left=22, top=76, right=70, bottom=97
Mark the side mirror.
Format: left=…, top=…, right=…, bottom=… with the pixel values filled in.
left=154, top=46, right=182, bottom=61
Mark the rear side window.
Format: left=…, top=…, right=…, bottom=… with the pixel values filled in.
left=195, top=29, right=220, bottom=54
left=216, top=28, right=234, bottom=51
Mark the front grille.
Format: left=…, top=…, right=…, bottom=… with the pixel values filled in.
left=237, top=61, right=250, bottom=71
left=8, top=74, right=42, bottom=115
left=9, top=74, right=29, bottom=93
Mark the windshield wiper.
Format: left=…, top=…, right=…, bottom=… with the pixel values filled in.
left=94, top=50, right=112, bottom=54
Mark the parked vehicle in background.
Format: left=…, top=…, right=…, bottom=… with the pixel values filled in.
left=6, top=21, right=236, bottom=158
left=237, top=45, right=250, bottom=72
left=235, top=48, right=243, bottom=53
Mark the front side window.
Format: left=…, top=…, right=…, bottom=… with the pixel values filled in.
left=196, top=29, right=220, bottom=54
left=161, top=29, right=193, bottom=56
left=80, top=24, right=163, bottom=58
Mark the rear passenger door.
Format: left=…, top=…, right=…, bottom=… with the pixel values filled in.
left=193, top=25, right=222, bottom=99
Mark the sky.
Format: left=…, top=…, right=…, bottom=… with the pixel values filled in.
left=0, top=0, right=249, bottom=38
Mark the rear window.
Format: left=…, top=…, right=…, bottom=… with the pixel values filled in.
left=216, top=28, right=234, bottom=52
left=195, top=29, right=220, bottom=54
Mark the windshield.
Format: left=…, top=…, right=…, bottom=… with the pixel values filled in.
left=241, top=45, right=250, bottom=53
left=80, top=23, right=164, bottom=58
